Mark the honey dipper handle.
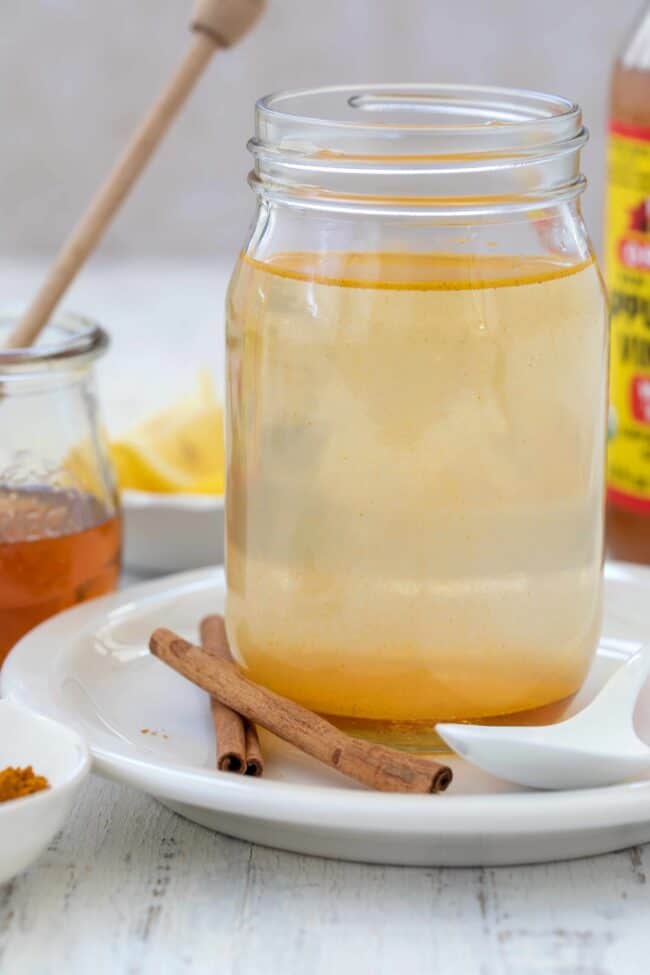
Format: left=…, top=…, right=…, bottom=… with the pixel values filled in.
left=6, top=1, right=266, bottom=351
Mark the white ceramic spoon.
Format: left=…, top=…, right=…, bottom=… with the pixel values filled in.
left=437, top=644, right=650, bottom=790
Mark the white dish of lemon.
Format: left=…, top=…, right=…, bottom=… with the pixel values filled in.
left=109, top=373, right=225, bottom=572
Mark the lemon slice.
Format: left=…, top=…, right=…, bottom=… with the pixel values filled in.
left=109, top=372, right=225, bottom=495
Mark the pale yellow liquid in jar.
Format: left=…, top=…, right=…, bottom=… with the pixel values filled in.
left=226, top=252, right=607, bottom=734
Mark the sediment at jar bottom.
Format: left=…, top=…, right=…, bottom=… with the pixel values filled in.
left=225, top=562, right=601, bottom=725
left=322, top=691, right=582, bottom=752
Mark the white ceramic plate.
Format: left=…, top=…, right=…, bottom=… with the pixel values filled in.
left=3, top=563, right=650, bottom=867
left=121, top=490, right=224, bottom=574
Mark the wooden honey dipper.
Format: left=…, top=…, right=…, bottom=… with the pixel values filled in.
left=5, top=0, right=266, bottom=350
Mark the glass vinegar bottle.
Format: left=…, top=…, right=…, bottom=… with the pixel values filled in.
left=606, top=2, right=650, bottom=561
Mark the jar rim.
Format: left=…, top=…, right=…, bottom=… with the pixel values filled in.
left=0, top=311, right=109, bottom=372
left=254, top=83, right=583, bottom=155
left=249, top=83, right=587, bottom=216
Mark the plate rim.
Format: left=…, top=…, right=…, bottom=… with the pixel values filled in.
left=3, top=562, right=650, bottom=836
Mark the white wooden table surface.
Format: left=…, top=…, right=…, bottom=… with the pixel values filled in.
left=1, top=261, right=650, bottom=975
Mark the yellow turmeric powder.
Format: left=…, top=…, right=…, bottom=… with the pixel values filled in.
left=0, top=766, right=49, bottom=802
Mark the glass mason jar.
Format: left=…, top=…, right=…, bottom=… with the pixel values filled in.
left=226, top=84, right=608, bottom=748
left=0, top=313, right=121, bottom=663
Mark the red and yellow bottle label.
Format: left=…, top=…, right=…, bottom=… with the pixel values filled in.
left=606, top=120, right=650, bottom=513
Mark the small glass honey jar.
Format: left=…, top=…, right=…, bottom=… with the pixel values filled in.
left=0, top=312, right=121, bottom=662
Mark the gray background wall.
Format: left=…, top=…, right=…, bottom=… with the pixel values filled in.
left=0, top=0, right=641, bottom=260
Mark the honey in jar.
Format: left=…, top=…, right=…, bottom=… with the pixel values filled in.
left=0, top=488, right=120, bottom=660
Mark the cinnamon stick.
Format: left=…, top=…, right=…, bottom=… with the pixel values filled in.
left=200, top=615, right=264, bottom=777
left=208, top=695, right=246, bottom=773
left=243, top=722, right=264, bottom=778
left=150, top=628, right=453, bottom=794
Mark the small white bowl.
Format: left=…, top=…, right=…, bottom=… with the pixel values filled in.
left=121, top=489, right=224, bottom=574
left=0, top=699, right=90, bottom=884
